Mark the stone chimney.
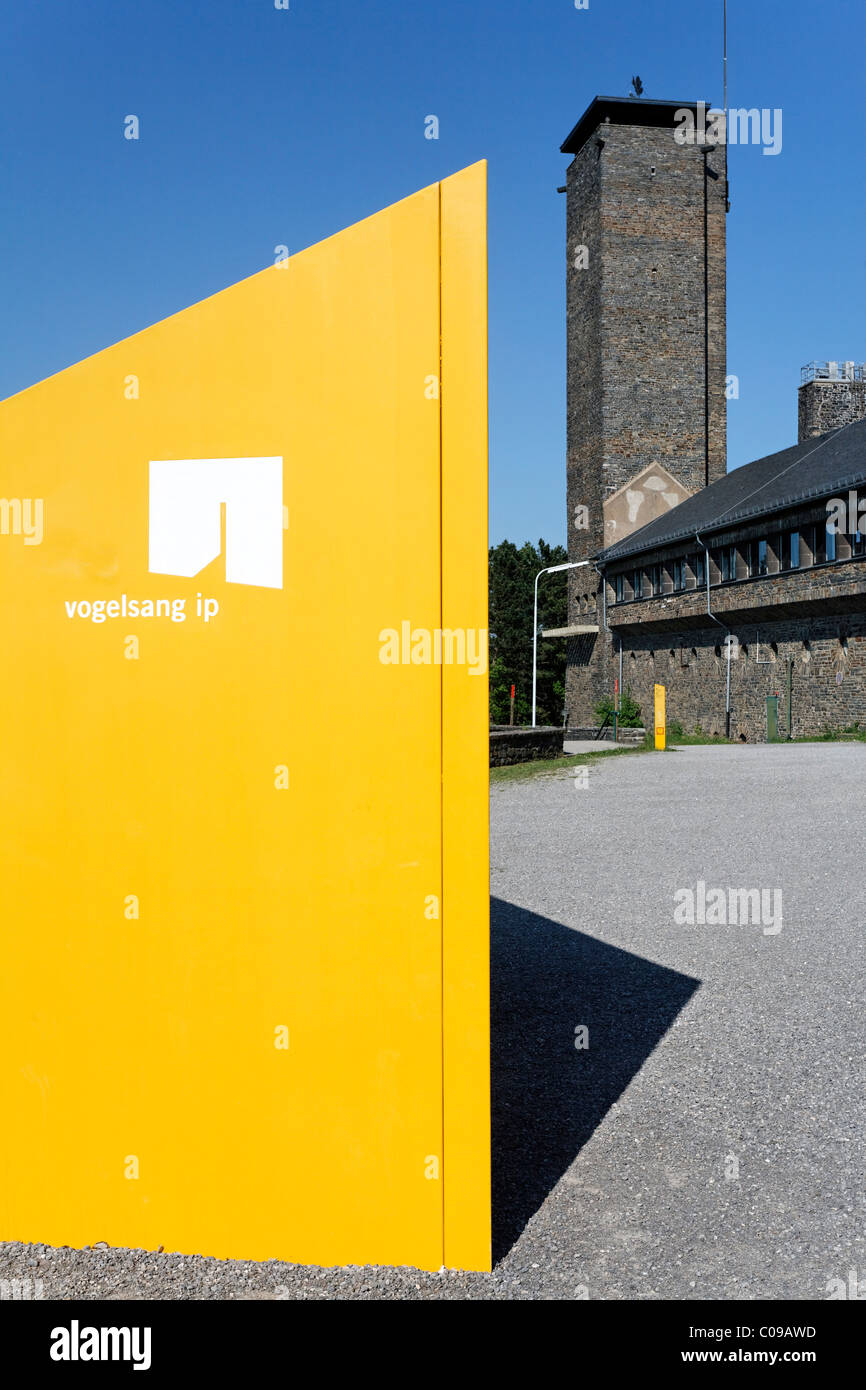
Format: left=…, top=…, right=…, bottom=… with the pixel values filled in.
left=798, top=361, right=866, bottom=441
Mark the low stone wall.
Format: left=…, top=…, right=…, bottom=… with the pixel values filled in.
left=490, top=726, right=564, bottom=766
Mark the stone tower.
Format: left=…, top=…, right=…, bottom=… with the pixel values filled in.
left=561, top=96, right=727, bottom=725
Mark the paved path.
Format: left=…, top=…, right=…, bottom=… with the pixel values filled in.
left=563, top=738, right=621, bottom=753
left=2, top=745, right=863, bottom=1299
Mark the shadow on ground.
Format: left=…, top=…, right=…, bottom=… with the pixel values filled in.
left=491, top=898, right=700, bottom=1262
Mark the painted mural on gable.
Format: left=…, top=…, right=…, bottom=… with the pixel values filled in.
left=603, top=463, right=693, bottom=547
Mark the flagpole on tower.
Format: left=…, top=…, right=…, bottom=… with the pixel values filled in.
left=723, top=0, right=730, bottom=213
left=723, top=0, right=728, bottom=117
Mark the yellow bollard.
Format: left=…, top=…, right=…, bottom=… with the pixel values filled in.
left=654, top=683, right=666, bottom=750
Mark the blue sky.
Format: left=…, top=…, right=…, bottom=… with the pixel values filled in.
left=1, top=0, right=863, bottom=545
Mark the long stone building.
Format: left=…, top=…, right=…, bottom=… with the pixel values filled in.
left=560, top=95, right=866, bottom=740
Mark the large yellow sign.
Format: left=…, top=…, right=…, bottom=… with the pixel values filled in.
left=0, top=164, right=490, bottom=1271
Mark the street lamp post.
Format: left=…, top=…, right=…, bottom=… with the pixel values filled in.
left=532, top=560, right=591, bottom=728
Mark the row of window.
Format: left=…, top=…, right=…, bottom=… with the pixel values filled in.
left=612, top=522, right=866, bottom=603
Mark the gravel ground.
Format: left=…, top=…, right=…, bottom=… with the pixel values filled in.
left=2, top=743, right=863, bottom=1300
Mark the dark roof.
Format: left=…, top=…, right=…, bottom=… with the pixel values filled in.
left=561, top=96, right=709, bottom=157
left=599, top=418, right=866, bottom=565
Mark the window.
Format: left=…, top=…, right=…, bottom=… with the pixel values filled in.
left=632, top=568, right=644, bottom=599
left=825, top=523, right=836, bottom=562
left=716, top=544, right=737, bottom=582
left=672, top=557, right=687, bottom=591
left=809, top=524, right=826, bottom=565
left=779, top=528, right=800, bottom=571
left=691, top=551, right=706, bottom=587
left=649, top=563, right=663, bottom=596
left=614, top=572, right=625, bottom=603
left=744, top=539, right=768, bottom=577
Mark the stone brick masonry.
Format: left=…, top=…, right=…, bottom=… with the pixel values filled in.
left=583, top=545, right=866, bottom=740
left=799, top=380, right=866, bottom=441
left=489, top=727, right=564, bottom=766
left=599, top=617, right=866, bottom=742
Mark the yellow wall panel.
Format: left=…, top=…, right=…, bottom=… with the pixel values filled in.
left=0, top=168, right=489, bottom=1270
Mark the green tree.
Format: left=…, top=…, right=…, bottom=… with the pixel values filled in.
left=488, top=655, right=512, bottom=726
left=489, top=538, right=569, bottom=726
left=594, top=687, right=643, bottom=728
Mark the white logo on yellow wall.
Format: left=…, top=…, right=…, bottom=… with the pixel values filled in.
left=148, top=457, right=283, bottom=589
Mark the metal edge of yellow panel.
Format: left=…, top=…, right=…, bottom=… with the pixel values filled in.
left=440, top=161, right=491, bottom=1271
